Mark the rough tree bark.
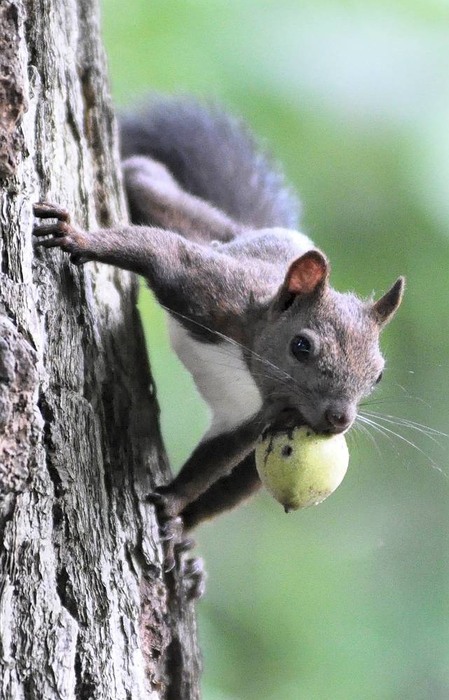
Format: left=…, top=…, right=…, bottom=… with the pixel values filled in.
left=0, top=1, right=201, bottom=698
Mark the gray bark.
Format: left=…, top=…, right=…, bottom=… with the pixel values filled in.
left=0, top=1, right=201, bottom=698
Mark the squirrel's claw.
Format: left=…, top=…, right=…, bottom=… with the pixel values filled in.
left=33, top=202, right=71, bottom=223
left=160, top=516, right=183, bottom=572
left=147, top=490, right=203, bottom=583
left=33, top=203, right=90, bottom=264
left=181, top=556, right=207, bottom=600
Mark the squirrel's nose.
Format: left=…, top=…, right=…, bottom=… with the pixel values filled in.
left=324, top=409, right=352, bottom=433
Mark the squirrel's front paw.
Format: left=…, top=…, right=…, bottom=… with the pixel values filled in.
left=147, top=490, right=185, bottom=572
left=159, top=515, right=184, bottom=573
left=161, top=523, right=206, bottom=599
left=147, top=489, right=205, bottom=596
left=146, top=485, right=187, bottom=519
left=33, top=202, right=92, bottom=265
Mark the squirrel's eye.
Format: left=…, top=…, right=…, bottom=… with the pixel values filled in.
left=290, top=335, right=312, bottom=361
left=375, top=371, right=383, bottom=384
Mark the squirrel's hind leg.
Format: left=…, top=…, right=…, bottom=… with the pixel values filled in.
left=123, top=155, right=242, bottom=244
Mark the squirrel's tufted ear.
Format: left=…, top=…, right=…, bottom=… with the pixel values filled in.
left=285, top=250, right=329, bottom=295
left=372, top=277, right=405, bottom=326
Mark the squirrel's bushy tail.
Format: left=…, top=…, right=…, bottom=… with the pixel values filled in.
left=120, top=97, right=300, bottom=230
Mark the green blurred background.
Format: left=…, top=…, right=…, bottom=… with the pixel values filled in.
left=101, top=1, right=449, bottom=698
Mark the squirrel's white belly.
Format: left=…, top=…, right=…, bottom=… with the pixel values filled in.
left=168, top=317, right=263, bottom=439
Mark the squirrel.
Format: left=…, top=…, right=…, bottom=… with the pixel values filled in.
left=33, top=97, right=404, bottom=563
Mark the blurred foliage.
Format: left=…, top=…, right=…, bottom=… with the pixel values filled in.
left=102, top=1, right=449, bottom=698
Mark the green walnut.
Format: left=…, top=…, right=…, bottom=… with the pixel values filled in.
left=255, top=426, right=349, bottom=512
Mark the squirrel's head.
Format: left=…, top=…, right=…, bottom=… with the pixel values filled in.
left=253, top=250, right=404, bottom=435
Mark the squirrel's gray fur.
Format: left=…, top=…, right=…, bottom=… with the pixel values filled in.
left=33, top=97, right=404, bottom=549
left=120, top=97, right=300, bottom=230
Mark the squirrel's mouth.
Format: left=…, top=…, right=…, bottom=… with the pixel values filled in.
left=264, top=404, right=353, bottom=437
left=265, top=406, right=306, bottom=433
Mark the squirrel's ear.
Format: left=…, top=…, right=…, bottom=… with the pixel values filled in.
left=371, top=277, right=405, bottom=326
left=285, top=250, right=329, bottom=295
left=272, top=250, right=329, bottom=315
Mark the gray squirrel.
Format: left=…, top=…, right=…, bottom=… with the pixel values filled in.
left=33, top=98, right=404, bottom=550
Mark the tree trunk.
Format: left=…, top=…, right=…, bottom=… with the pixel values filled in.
left=0, top=1, right=201, bottom=698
